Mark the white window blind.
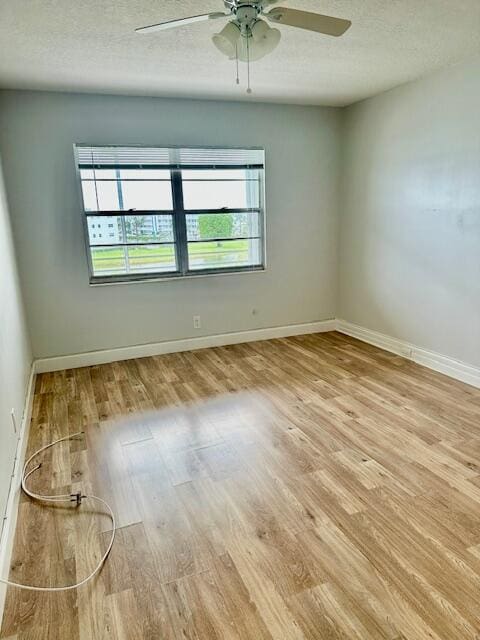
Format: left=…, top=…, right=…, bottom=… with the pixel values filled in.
left=77, top=146, right=265, bottom=169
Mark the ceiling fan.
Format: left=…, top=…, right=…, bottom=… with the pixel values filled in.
left=136, top=1, right=352, bottom=92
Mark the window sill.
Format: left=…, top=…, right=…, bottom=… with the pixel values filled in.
left=88, top=266, right=266, bottom=287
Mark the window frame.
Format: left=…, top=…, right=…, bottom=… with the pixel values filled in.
left=74, top=145, right=266, bottom=285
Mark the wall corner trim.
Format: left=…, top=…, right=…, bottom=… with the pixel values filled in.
left=336, top=319, right=480, bottom=389
left=33, top=320, right=337, bottom=373
left=0, top=364, right=36, bottom=624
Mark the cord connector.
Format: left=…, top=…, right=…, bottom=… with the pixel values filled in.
left=70, top=492, right=85, bottom=506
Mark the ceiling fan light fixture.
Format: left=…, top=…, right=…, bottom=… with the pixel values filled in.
left=237, top=22, right=281, bottom=62
left=212, top=22, right=241, bottom=59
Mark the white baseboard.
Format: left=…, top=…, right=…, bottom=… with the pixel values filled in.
left=33, top=319, right=480, bottom=388
left=336, top=319, right=480, bottom=389
left=0, top=364, right=36, bottom=624
left=34, top=320, right=337, bottom=373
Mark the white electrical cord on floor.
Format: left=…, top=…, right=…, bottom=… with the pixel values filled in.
left=0, top=431, right=116, bottom=592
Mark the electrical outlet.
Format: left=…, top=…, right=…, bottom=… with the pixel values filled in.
left=11, top=408, right=17, bottom=434
left=193, top=315, right=201, bottom=329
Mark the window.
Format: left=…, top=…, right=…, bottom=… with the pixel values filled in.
left=75, top=145, right=265, bottom=284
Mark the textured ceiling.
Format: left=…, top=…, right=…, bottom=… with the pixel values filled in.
left=1, top=0, right=479, bottom=106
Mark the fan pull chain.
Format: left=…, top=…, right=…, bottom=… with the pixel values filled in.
left=246, top=34, right=252, bottom=94
left=235, top=42, right=240, bottom=85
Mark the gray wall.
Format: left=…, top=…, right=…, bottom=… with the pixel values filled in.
left=0, top=153, right=32, bottom=528
left=339, top=56, right=480, bottom=367
left=3, top=59, right=478, bottom=369
left=0, top=91, right=341, bottom=359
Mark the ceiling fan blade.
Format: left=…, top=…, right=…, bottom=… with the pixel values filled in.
left=265, top=7, right=351, bottom=37
left=136, top=12, right=228, bottom=34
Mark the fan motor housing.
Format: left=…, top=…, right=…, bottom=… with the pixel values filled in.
left=224, top=0, right=262, bottom=6
left=225, top=1, right=275, bottom=20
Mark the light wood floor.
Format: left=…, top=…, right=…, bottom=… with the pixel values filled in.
left=2, top=332, right=480, bottom=639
